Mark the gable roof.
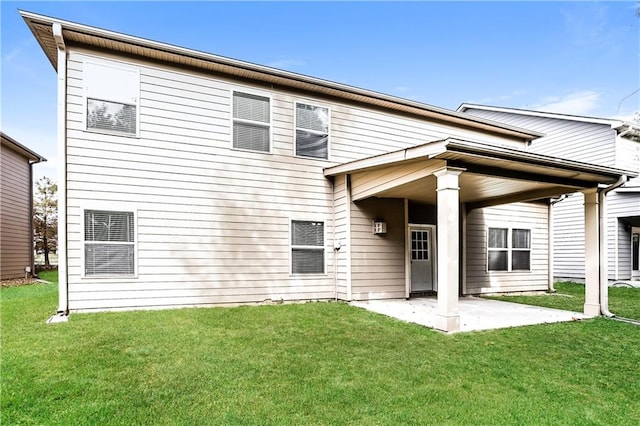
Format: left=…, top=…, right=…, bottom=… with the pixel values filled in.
left=1, top=132, right=46, bottom=163
left=458, top=103, right=640, bottom=137
left=20, top=10, right=543, bottom=143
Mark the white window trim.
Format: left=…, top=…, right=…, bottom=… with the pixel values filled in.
left=486, top=226, right=532, bottom=273
left=230, top=88, right=273, bottom=154
left=82, top=58, right=141, bottom=138
left=294, top=100, right=330, bottom=161
left=289, top=218, right=327, bottom=276
left=81, top=205, right=138, bottom=280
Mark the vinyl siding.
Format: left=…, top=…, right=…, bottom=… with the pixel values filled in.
left=333, top=174, right=349, bottom=300
left=1, top=144, right=32, bottom=280
left=463, top=109, right=617, bottom=167
left=608, top=192, right=640, bottom=279
left=350, top=198, right=406, bottom=300
left=466, top=202, right=549, bottom=293
left=465, top=108, right=640, bottom=282
left=65, top=49, right=527, bottom=311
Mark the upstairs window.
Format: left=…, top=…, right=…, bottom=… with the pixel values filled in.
left=291, top=220, right=324, bottom=274
left=295, top=103, right=329, bottom=159
left=84, top=210, right=135, bottom=276
left=233, top=91, right=271, bottom=152
left=84, top=60, right=139, bottom=136
left=487, top=227, right=531, bottom=272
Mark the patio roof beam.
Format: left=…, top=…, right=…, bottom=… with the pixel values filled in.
left=466, top=186, right=574, bottom=210
left=447, top=161, right=605, bottom=188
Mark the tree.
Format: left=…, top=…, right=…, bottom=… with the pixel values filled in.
left=33, top=177, right=58, bottom=266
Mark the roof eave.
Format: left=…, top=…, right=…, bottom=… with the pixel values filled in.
left=20, top=10, right=542, bottom=142
left=1, top=132, right=47, bottom=163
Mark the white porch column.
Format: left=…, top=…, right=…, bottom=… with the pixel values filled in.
left=583, top=189, right=600, bottom=316
left=434, top=168, right=464, bottom=332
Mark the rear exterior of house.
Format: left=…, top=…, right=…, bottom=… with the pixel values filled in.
left=459, top=105, right=640, bottom=282
left=1, top=133, right=45, bottom=280
left=60, top=50, right=548, bottom=310
left=23, top=12, right=634, bottom=331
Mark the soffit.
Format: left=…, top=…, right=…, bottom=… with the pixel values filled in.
left=21, top=11, right=540, bottom=142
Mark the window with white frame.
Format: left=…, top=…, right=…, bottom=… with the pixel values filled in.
left=291, top=220, right=324, bottom=274
left=232, top=91, right=270, bottom=152
left=84, top=60, right=139, bottom=136
left=84, top=210, right=135, bottom=276
left=295, top=102, right=329, bottom=159
left=487, top=227, right=531, bottom=271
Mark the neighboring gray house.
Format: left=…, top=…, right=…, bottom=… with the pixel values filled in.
left=1, top=132, right=46, bottom=280
left=23, top=11, right=635, bottom=332
left=459, top=104, right=640, bottom=283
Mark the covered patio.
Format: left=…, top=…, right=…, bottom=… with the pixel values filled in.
left=325, top=138, right=635, bottom=333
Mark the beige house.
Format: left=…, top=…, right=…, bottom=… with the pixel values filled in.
left=22, top=11, right=636, bottom=332
left=1, top=132, right=46, bottom=280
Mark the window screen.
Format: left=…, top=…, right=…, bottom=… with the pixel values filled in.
left=85, top=210, right=135, bottom=276
left=296, top=103, right=329, bottom=159
left=233, top=92, right=270, bottom=152
left=291, top=221, right=324, bottom=274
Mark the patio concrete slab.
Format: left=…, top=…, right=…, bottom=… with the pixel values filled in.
left=350, top=296, right=589, bottom=333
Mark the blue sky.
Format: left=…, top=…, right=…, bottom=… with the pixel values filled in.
left=2, top=1, right=639, bottom=181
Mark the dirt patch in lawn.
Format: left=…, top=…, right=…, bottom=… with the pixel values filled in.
left=1, top=277, right=41, bottom=288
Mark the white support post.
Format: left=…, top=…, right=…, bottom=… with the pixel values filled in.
left=434, top=168, right=464, bottom=332
left=583, top=189, right=600, bottom=316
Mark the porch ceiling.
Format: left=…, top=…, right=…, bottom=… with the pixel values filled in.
left=325, top=138, right=636, bottom=209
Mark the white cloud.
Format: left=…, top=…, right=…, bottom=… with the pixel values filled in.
left=533, top=90, right=600, bottom=115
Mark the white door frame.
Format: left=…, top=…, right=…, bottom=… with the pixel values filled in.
left=406, top=224, right=437, bottom=296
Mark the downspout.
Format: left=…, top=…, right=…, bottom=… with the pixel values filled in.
left=49, top=22, right=69, bottom=321
left=599, top=175, right=628, bottom=317
left=548, top=195, right=567, bottom=292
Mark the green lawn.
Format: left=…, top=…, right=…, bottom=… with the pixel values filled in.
left=2, top=273, right=640, bottom=425
left=489, top=282, right=640, bottom=320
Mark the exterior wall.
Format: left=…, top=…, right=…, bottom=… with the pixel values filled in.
left=552, top=193, right=585, bottom=281
left=465, top=202, right=549, bottom=293
left=608, top=191, right=640, bottom=280
left=464, top=109, right=617, bottom=167
left=0, top=143, right=32, bottom=280
left=333, top=174, right=349, bottom=300
left=65, top=48, right=527, bottom=311
left=350, top=198, right=406, bottom=300
left=466, top=107, right=640, bottom=282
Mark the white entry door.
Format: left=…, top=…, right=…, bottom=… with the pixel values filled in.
left=633, top=228, right=639, bottom=279
left=410, top=226, right=436, bottom=293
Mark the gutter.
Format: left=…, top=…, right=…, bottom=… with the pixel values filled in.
left=48, top=22, right=69, bottom=323
left=599, top=175, right=628, bottom=317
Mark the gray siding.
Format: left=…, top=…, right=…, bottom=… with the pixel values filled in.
left=464, top=109, right=617, bottom=167
left=466, top=202, right=549, bottom=293
left=1, top=144, right=32, bottom=280
left=608, top=191, right=640, bottom=279
left=552, top=193, right=585, bottom=280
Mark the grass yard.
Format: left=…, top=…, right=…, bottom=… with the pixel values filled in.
left=489, top=282, right=640, bottom=320
left=2, top=273, right=640, bottom=425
